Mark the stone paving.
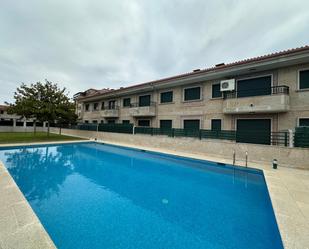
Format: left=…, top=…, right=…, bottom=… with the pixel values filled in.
left=0, top=139, right=308, bottom=249
left=0, top=162, right=56, bottom=249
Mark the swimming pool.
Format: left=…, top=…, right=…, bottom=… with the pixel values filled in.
left=0, top=142, right=283, bottom=249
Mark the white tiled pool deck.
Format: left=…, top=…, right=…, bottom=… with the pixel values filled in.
left=0, top=139, right=308, bottom=249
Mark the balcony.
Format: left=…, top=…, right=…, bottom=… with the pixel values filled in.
left=129, top=102, right=156, bottom=117
left=102, top=106, right=119, bottom=118
left=223, top=85, right=290, bottom=114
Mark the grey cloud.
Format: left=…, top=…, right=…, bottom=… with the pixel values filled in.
left=0, top=0, right=309, bottom=103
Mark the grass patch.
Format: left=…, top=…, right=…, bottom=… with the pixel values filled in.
left=0, top=132, right=85, bottom=144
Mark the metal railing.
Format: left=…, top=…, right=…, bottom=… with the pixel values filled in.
left=236, top=130, right=289, bottom=146
left=223, top=85, right=289, bottom=99
left=101, top=106, right=119, bottom=110
left=294, top=126, right=309, bottom=148
left=135, top=127, right=237, bottom=141
left=135, top=127, right=289, bottom=146
left=130, top=101, right=156, bottom=107
left=56, top=124, right=293, bottom=147
left=63, top=123, right=133, bottom=133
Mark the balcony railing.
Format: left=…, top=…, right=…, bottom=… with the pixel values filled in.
left=223, top=85, right=289, bottom=99
left=129, top=101, right=156, bottom=107
left=101, top=106, right=119, bottom=110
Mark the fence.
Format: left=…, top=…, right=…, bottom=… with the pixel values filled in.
left=134, top=127, right=288, bottom=146
left=294, top=127, right=309, bottom=148
left=62, top=123, right=134, bottom=134
left=134, top=127, right=236, bottom=140
left=236, top=130, right=289, bottom=146
left=56, top=124, right=294, bottom=147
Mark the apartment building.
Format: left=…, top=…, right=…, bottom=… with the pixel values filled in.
left=0, top=105, right=37, bottom=127
left=75, top=46, right=309, bottom=138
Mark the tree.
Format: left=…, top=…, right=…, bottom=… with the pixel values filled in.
left=56, top=101, right=77, bottom=135
left=7, top=80, right=77, bottom=136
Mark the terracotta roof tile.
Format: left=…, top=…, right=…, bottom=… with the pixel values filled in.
left=78, top=45, right=309, bottom=100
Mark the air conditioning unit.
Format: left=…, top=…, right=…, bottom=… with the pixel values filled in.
left=220, top=79, right=235, bottom=91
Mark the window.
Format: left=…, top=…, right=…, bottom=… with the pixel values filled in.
left=0, top=110, right=3, bottom=114
left=123, top=98, right=131, bottom=107
left=122, top=120, right=130, bottom=124
left=184, top=87, right=201, bottom=101
left=107, top=119, right=116, bottom=124
left=101, top=102, right=104, bottom=110
left=183, top=119, right=200, bottom=130
left=93, top=103, right=98, bottom=111
left=138, top=119, right=150, bottom=127
left=299, top=118, right=309, bottom=126
left=211, top=119, right=222, bottom=131
left=16, top=121, right=24, bottom=127
left=160, top=120, right=172, bottom=129
left=26, top=122, right=33, bottom=127
left=100, top=120, right=104, bottom=124
left=160, top=91, right=173, bottom=103
left=108, top=100, right=116, bottom=109
left=237, top=76, right=272, bottom=98
left=299, top=70, right=309, bottom=90
left=139, top=95, right=151, bottom=107
left=212, top=84, right=222, bottom=98
left=0, top=120, right=13, bottom=126
left=85, top=104, right=89, bottom=111
left=84, top=120, right=89, bottom=123
left=92, top=120, right=98, bottom=124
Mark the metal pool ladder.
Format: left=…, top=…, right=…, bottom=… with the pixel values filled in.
left=233, top=150, right=236, bottom=166
left=245, top=151, right=248, bottom=168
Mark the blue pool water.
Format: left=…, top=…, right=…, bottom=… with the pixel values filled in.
left=0, top=142, right=283, bottom=249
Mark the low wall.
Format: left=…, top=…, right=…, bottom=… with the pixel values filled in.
left=0, top=126, right=47, bottom=132
left=50, top=128, right=309, bottom=169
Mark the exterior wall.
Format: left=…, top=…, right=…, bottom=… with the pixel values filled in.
left=0, top=109, right=37, bottom=128
left=77, top=63, right=309, bottom=132
left=277, top=63, right=309, bottom=130
left=51, top=128, right=309, bottom=169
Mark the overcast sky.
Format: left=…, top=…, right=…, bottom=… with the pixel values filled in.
left=1, top=0, right=309, bottom=104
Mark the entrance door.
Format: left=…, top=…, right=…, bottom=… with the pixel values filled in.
left=236, top=119, right=271, bottom=145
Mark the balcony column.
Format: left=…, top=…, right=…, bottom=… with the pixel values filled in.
left=289, top=129, right=294, bottom=148
left=13, top=119, right=16, bottom=127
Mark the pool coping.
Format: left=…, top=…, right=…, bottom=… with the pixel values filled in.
left=0, top=139, right=308, bottom=249
left=0, top=140, right=89, bottom=249
left=0, top=161, right=56, bottom=249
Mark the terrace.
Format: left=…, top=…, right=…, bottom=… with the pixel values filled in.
left=223, top=85, right=290, bottom=114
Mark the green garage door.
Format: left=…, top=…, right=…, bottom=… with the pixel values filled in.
left=236, top=119, right=271, bottom=145
left=184, top=120, right=200, bottom=130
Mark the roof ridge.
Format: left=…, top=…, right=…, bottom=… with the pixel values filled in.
left=77, top=45, right=309, bottom=100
